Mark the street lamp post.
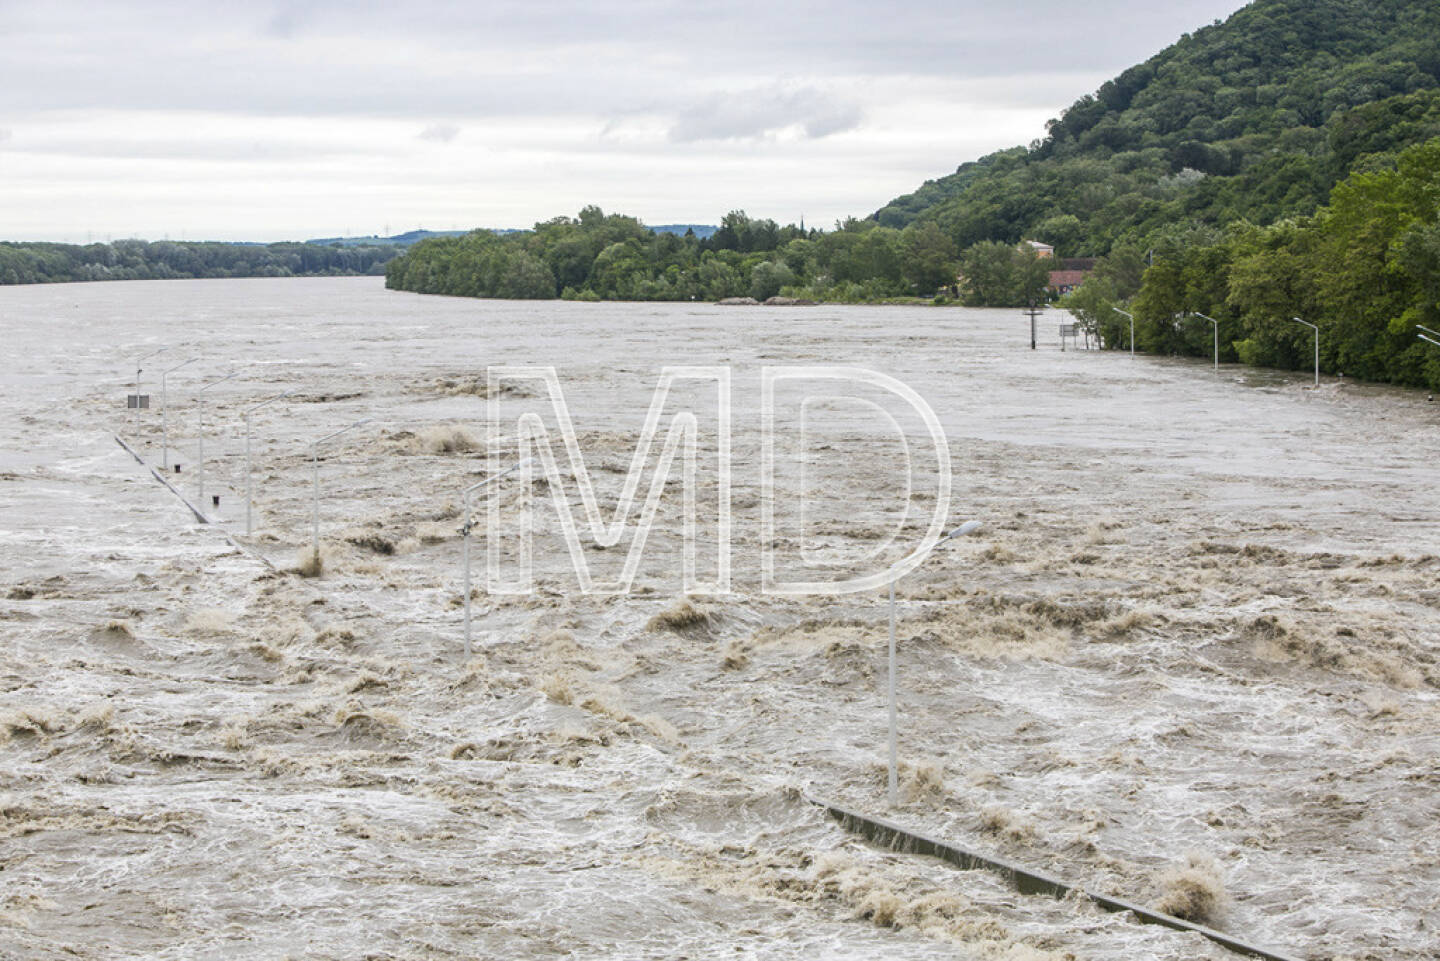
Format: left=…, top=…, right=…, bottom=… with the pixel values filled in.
left=460, top=458, right=533, bottom=659
left=308, top=419, right=371, bottom=570
left=1112, top=307, right=1134, bottom=356
left=160, top=357, right=196, bottom=469
left=1291, top=317, right=1319, bottom=388
left=132, top=347, right=168, bottom=437
left=887, top=519, right=983, bottom=809
left=243, top=389, right=294, bottom=536
left=197, top=371, right=240, bottom=509
left=1193, top=312, right=1220, bottom=371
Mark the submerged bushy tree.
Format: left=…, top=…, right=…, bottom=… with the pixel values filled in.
left=957, top=241, right=1049, bottom=306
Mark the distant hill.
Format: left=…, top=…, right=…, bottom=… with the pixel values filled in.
left=648, top=224, right=718, bottom=240
left=307, top=225, right=717, bottom=246
left=305, top=229, right=508, bottom=247
left=873, top=0, right=1440, bottom=257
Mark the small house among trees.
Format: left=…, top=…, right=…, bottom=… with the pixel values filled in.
left=1047, top=269, right=1088, bottom=296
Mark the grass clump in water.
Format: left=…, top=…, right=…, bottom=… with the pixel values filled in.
left=647, top=598, right=719, bottom=633
left=1154, top=852, right=1227, bottom=924
left=417, top=424, right=479, bottom=454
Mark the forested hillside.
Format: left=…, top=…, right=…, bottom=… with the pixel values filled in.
left=858, top=0, right=1440, bottom=390
left=875, top=0, right=1440, bottom=255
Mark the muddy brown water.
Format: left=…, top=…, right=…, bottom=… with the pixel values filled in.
left=1, top=277, right=1436, bottom=959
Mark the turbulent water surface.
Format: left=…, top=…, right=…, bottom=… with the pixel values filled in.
left=1, top=277, right=1437, bottom=960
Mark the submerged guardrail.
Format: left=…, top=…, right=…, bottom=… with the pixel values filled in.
left=809, top=796, right=1302, bottom=961
left=114, top=433, right=277, bottom=572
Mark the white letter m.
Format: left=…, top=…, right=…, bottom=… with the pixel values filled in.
left=486, top=365, right=730, bottom=595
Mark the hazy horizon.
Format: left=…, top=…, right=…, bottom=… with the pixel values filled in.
left=2, top=0, right=1250, bottom=243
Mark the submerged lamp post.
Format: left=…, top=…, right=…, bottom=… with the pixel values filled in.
left=197, top=370, right=240, bottom=510
left=1112, top=307, right=1134, bottom=356
left=308, top=418, right=371, bottom=566
left=160, top=357, right=196, bottom=469
left=243, top=389, right=294, bottom=536
left=1193, top=312, right=1220, bottom=371
left=887, top=519, right=983, bottom=810
left=132, top=346, right=168, bottom=436
left=1291, top=317, right=1319, bottom=387
left=460, top=457, right=533, bottom=660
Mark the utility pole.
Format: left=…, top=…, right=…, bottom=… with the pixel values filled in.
left=1024, top=302, right=1043, bottom=350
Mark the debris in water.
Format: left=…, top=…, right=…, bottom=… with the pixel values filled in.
left=295, top=545, right=325, bottom=578
left=1153, top=852, right=1228, bottom=925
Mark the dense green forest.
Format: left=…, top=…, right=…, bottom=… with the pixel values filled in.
left=0, top=239, right=399, bottom=285
left=385, top=207, right=965, bottom=303
left=1065, top=135, right=1440, bottom=390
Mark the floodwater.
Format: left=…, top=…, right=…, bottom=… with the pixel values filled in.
left=1, top=276, right=1436, bottom=960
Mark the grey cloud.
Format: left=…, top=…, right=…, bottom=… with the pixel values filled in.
left=951, top=72, right=1126, bottom=111
left=669, top=86, right=862, bottom=143
left=0, top=40, right=650, bottom=122
left=418, top=123, right=460, bottom=143
left=264, top=9, right=301, bottom=39
left=235, top=0, right=1248, bottom=78
left=0, top=1, right=1250, bottom=121
left=0, top=0, right=1255, bottom=240
left=1, top=136, right=391, bottom=162
left=0, top=128, right=11, bottom=144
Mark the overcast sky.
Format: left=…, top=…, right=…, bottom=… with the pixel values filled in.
left=0, top=0, right=1251, bottom=242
